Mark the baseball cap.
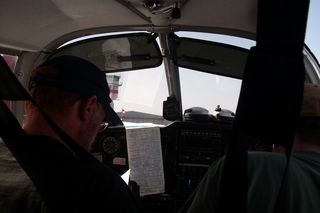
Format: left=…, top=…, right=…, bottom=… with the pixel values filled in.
left=29, top=55, right=123, bottom=126
left=300, top=83, right=320, bottom=117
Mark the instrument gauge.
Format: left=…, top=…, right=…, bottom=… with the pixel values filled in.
left=163, top=96, right=181, bottom=121
left=164, top=103, right=179, bottom=119
left=101, top=136, right=120, bottom=155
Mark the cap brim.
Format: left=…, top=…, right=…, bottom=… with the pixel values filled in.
left=104, top=105, right=123, bottom=126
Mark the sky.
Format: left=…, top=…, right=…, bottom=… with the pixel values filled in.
left=305, top=0, right=320, bottom=61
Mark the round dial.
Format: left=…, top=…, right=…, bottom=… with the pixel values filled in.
left=164, top=103, right=179, bottom=119
left=101, top=136, right=120, bottom=155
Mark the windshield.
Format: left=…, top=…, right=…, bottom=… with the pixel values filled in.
left=110, top=32, right=256, bottom=126
left=111, top=67, right=170, bottom=126
left=179, top=69, right=242, bottom=114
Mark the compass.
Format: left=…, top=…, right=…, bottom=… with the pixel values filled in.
left=163, top=96, right=181, bottom=121
left=101, top=136, right=120, bottom=155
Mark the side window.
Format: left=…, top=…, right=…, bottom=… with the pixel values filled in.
left=3, top=54, right=18, bottom=71
left=1, top=54, right=18, bottom=110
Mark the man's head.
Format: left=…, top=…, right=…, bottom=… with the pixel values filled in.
left=298, top=83, right=320, bottom=130
left=296, top=83, right=320, bottom=144
left=300, top=84, right=320, bottom=117
left=28, top=55, right=122, bottom=126
left=273, top=83, right=320, bottom=153
left=25, top=56, right=123, bottom=151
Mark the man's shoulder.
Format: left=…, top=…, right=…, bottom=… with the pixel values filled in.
left=1, top=134, right=63, bottom=148
left=211, top=150, right=320, bottom=169
left=246, top=151, right=287, bottom=172
left=7, top=135, right=71, bottom=155
left=211, top=151, right=286, bottom=167
left=248, top=151, right=286, bottom=160
left=248, top=150, right=320, bottom=163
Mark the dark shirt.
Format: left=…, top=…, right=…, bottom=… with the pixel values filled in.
left=4, top=135, right=142, bottom=213
left=0, top=139, right=47, bottom=213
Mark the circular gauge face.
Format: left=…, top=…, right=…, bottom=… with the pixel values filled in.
left=164, top=103, right=179, bottom=119
left=101, top=136, right=120, bottom=155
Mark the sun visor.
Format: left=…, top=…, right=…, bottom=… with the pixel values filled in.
left=169, top=35, right=249, bottom=79
left=48, top=33, right=163, bottom=73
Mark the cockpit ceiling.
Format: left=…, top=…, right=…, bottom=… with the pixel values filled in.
left=0, top=0, right=257, bottom=53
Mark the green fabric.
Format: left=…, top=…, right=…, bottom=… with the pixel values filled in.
left=0, top=139, right=47, bottom=213
left=180, top=151, right=320, bottom=213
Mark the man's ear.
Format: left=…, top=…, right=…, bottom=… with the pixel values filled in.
left=79, top=95, right=98, bottom=121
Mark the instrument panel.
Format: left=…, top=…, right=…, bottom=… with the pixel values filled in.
left=91, top=120, right=232, bottom=212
